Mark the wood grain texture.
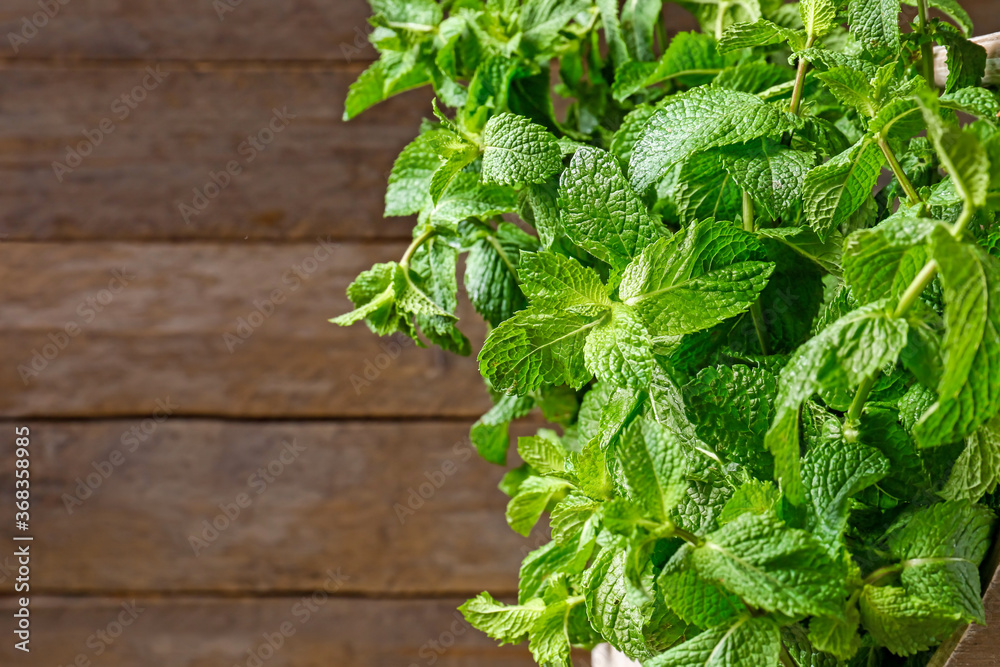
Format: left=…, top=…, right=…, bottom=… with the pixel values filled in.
left=0, top=420, right=543, bottom=594
left=0, top=241, right=493, bottom=419
left=0, top=66, right=430, bottom=241
left=0, top=597, right=543, bottom=667
left=0, top=0, right=379, bottom=61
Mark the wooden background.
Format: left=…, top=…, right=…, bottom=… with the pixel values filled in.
left=0, top=1, right=996, bottom=665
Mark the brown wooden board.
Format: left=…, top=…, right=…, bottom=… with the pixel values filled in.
left=0, top=0, right=380, bottom=62
left=0, top=66, right=433, bottom=242
left=0, top=597, right=544, bottom=666
left=0, top=241, right=494, bottom=419
left=0, top=420, right=545, bottom=594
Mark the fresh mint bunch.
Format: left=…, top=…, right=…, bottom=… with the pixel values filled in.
left=335, top=0, right=1000, bottom=664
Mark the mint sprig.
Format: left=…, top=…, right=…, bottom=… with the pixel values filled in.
left=335, top=1, right=1000, bottom=664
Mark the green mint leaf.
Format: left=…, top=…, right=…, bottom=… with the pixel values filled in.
left=671, top=151, right=743, bottom=224
left=621, top=0, right=665, bottom=62
left=519, top=181, right=562, bottom=249
left=757, top=227, right=844, bottom=277
left=848, top=0, right=901, bottom=56
left=519, top=0, right=591, bottom=54
left=672, top=474, right=736, bottom=535
left=616, top=417, right=688, bottom=522
left=808, top=608, right=862, bottom=662
left=718, top=479, right=781, bottom=525
left=915, top=89, right=991, bottom=210
left=619, top=219, right=775, bottom=337
left=464, top=221, right=537, bottom=327
left=611, top=105, right=657, bottom=165
left=575, top=436, right=615, bottom=501
left=385, top=129, right=450, bottom=217
left=427, top=172, right=520, bottom=230
left=766, top=301, right=909, bottom=504
left=528, top=600, right=574, bottom=667
left=691, top=511, right=848, bottom=618
left=519, top=251, right=613, bottom=315
left=584, top=304, right=656, bottom=389
left=940, top=415, right=1000, bottom=502
left=859, top=585, right=964, bottom=656
left=597, top=0, right=631, bottom=66
left=935, top=26, right=988, bottom=93
left=559, top=146, right=664, bottom=272
left=901, top=0, right=973, bottom=36
left=843, top=215, right=937, bottom=305
left=800, top=0, right=838, bottom=40
left=803, top=134, right=886, bottom=241
left=802, top=440, right=889, bottom=552
left=479, top=307, right=599, bottom=395
left=683, top=364, right=778, bottom=478
left=584, top=539, right=655, bottom=660
left=658, top=547, right=747, bottom=628
left=858, top=407, right=931, bottom=500
left=471, top=393, right=536, bottom=465
left=593, top=385, right=646, bottom=453
left=941, top=87, right=1000, bottom=120
left=459, top=593, right=546, bottom=644
left=506, top=475, right=573, bottom=536
left=815, top=67, right=880, bottom=118
left=518, top=430, right=568, bottom=474
left=614, top=32, right=731, bottom=101
left=370, top=0, right=441, bottom=25
left=630, top=88, right=799, bottom=194
left=645, top=615, right=781, bottom=667
left=550, top=493, right=600, bottom=544
left=720, top=138, right=815, bottom=221
left=481, top=113, right=563, bottom=186
left=428, top=136, right=480, bottom=204
left=887, top=500, right=995, bottom=624
left=915, top=228, right=1000, bottom=447
left=344, top=56, right=432, bottom=121
left=713, top=62, right=795, bottom=95
left=717, top=19, right=806, bottom=53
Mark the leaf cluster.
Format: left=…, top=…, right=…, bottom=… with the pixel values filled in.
left=336, top=0, right=1000, bottom=665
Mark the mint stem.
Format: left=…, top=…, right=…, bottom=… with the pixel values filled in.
left=846, top=205, right=973, bottom=428
left=788, top=37, right=815, bottom=116
left=400, top=228, right=435, bottom=267
left=877, top=135, right=924, bottom=213
left=915, top=0, right=937, bottom=86
left=743, top=192, right=771, bottom=356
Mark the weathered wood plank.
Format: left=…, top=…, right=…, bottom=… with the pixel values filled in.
left=0, top=67, right=429, bottom=241
left=0, top=597, right=542, bottom=666
left=0, top=0, right=379, bottom=61
left=0, top=420, right=543, bottom=594
left=0, top=242, right=492, bottom=418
